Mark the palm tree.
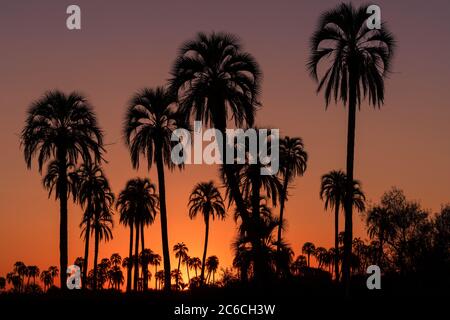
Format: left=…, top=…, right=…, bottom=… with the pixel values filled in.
left=308, top=3, right=395, bottom=291
left=205, top=256, right=219, bottom=284
left=27, top=266, right=40, bottom=285
left=125, top=87, right=183, bottom=291
left=366, top=206, right=393, bottom=267
left=13, top=262, right=27, bottom=292
left=188, top=181, right=226, bottom=285
left=150, top=253, right=161, bottom=290
left=276, top=137, right=308, bottom=267
left=291, top=255, right=307, bottom=276
left=173, top=242, right=188, bottom=290
left=190, top=257, right=201, bottom=278
left=110, top=253, right=122, bottom=268
left=39, top=271, right=52, bottom=292
left=116, top=178, right=158, bottom=291
left=109, top=265, right=124, bottom=290
left=21, top=90, right=103, bottom=288
left=320, top=170, right=345, bottom=280
left=139, top=249, right=153, bottom=291
left=320, top=170, right=366, bottom=280
left=170, top=32, right=261, bottom=276
left=170, top=269, right=183, bottom=290
left=81, top=187, right=114, bottom=290
left=302, top=242, right=316, bottom=267
left=77, top=163, right=110, bottom=289
left=183, top=254, right=191, bottom=283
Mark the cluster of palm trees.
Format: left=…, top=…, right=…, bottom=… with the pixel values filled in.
left=0, top=262, right=59, bottom=293
left=17, top=2, right=395, bottom=295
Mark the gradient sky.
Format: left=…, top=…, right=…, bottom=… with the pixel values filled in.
left=1, top=0, right=450, bottom=286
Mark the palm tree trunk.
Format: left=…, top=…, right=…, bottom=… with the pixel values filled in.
left=134, top=220, right=140, bottom=291
left=155, top=145, right=171, bottom=292
left=58, top=151, right=69, bottom=291
left=200, top=215, right=209, bottom=285
left=82, top=202, right=91, bottom=289
left=176, top=256, right=182, bottom=290
left=277, top=172, right=290, bottom=273
left=126, top=223, right=133, bottom=292
left=251, top=170, right=264, bottom=283
left=343, top=59, right=357, bottom=296
left=93, top=224, right=100, bottom=290
left=334, top=201, right=340, bottom=282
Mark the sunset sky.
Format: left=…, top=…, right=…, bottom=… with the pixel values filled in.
left=1, top=0, right=449, bottom=286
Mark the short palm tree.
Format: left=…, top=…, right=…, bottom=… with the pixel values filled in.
left=190, top=257, right=202, bottom=278
left=110, top=253, right=122, bottom=268
left=0, top=277, right=6, bottom=291
left=188, top=181, right=226, bottom=285
left=302, top=242, right=316, bottom=267
left=150, top=253, right=161, bottom=290
left=276, top=137, right=308, bottom=263
left=308, top=3, right=395, bottom=290
left=81, top=188, right=114, bottom=290
left=124, top=87, right=183, bottom=291
left=27, top=266, right=40, bottom=285
left=21, top=90, right=103, bottom=288
left=205, top=256, right=219, bottom=284
left=139, top=248, right=153, bottom=290
left=173, top=243, right=188, bottom=290
left=77, top=162, right=110, bottom=289
left=116, top=178, right=158, bottom=291
left=320, top=170, right=366, bottom=280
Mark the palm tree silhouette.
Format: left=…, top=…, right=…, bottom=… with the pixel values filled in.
left=170, top=269, right=183, bottom=290
left=117, top=178, right=158, bottom=291
left=149, top=253, right=161, bottom=290
left=302, top=242, right=316, bottom=267
left=206, top=256, right=219, bottom=284
left=277, top=137, right=308, bottom=268
left=183, top=254, right=191, bottom=283
left=13, top=262, right=26, bottom=292
left=308, top=3, right=395, bottom=291
left=27, top=266, right=40, bottom=285
left=320, top=170, right=366, bottom=280
left=173, top=243, right=188, bottom=290
left=190, top=257, right=201, bottom=278
left=77, top=163, right=110, bottom=289
left=0, top=277, right=6, bottom=291
left=80, top=184, right=114, bottom=290
left=155, top=270, right=165, bottom=290
left=110, top=253, right=122, bottom=268
left=170, top=32, right=261, bottom=274
left=125, top=87, right=183, bottom=291
left=21, top=90, right=103, bottom=288
left=188, top=181, right=226, bottom=285
left=366, top=206, right=393, bottom=268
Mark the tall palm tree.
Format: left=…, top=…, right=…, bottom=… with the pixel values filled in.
left=81, top=187, right=114, bottom=290
left=116, top=178, right=158, bottom=291
left=150, top=253, right=161, bottom=290
left=125, top=87, right=183, bottom=291
left=170, top=32, right=261, bottom=275
left=21, top=90, right=103, bottom=288
left=320, top=170, right=366, bottom=280
left=276, top=137, right=308, bottom=265
left=188, top=181, right=226, bottom=285
left=173, top=243, right=188, bottom=290
left=302, top=242, right=316, bottom=267
left=308, top=3, right=395, bottom=291
left=77, top=163, right=110, bottom=289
